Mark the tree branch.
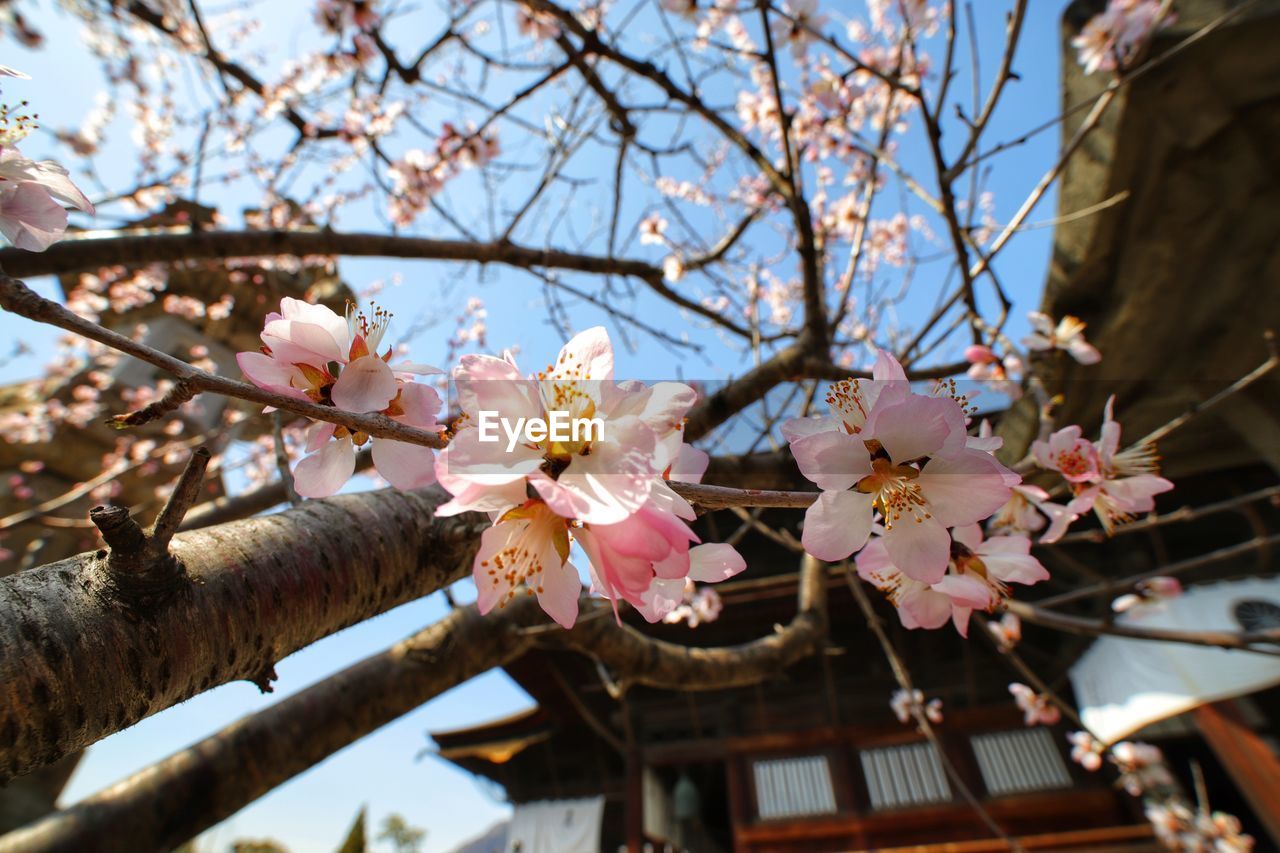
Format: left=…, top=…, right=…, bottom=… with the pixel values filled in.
left=0, top=486, right=485, bottom=782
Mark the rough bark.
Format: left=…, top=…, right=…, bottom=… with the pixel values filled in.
left=0, top=600, right=539, bottom=853
left=0, top=487, right=484, bottom=783
left=0, top=557, right=828, bottom=852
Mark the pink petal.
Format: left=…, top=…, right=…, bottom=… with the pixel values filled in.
left=331, top=355, right=397, bottom=412
left=867, top=395, right=966, bottom=463
left=950, top=523, right=984, bottom=551
left=669, top=443, right=709, bottom=483
left=371, top=439, right=437, bottom=490
left=395, top=382, right=441, bottom=430
left=0, top=182, right=67, bottom=251
left=932, top=574, right=995, bottom=610
left=687, top=543, right=747, bottom=583
left=897, top=587, right=954, bottom=630
left=236, top=351, right=309, bottom=400
left=292, top=437, right=356, bottom=498
left=919, top=449, right=1013, bottom=527
left=553, top=326, right=613, bottom=381
left=883, top=515, right=950, bottom=584
left=536, top=561, right=582, bottom=629
left=305, top=421, right=337, bottom=453
left=871, top=348, right=908, bottom=382
left=789, top=429, right=873, bottom=492
left=801, top=489, right=874, bottom=562
left=781, top=415, right=840, bottom=443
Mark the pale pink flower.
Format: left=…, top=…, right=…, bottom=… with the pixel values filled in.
left=1009, top=683, right=1060, bottom=727
left=437, top=327, right=698, bottom=525
left=964, top=344, right=1024, bottom=398
left=1023, top=311, right=1101, bottom=364
left=987, top=612, right=1022, bottom=650
left=237, top=298, right=441, bottom=497
left=1111, top=741, right=1174, bottom=797
left=634, top=543, right=746, bottom=623
left=0, top=147, right=94, bottom=251
left=857, top=525, right=1048, bottom=637
left=1112, top=576, right=1183, bottom=613
left=989, top=484, right=1079, bottom=544
left=474, top=499, right=580, bottom=629
left=1064, top=396, right=1174, bottom=534
left=785, top=350, right=1014, bottom=581
left=661, top=581, right=724, bottom=628
left=1068, top=731, right=1105, bottom=772
left=772, top=0, right=827, bottom=58
left=1073, top=1, right=1169, bottom=75
left=890, top=688, right=943, bottom=725
left=1032, top=425, right=1103, bottom=484
left=638, top=213, right=668, bottom=245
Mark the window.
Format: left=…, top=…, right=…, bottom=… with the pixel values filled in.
left=751, top=755, right=838, bottom=819
left=859, top=742, right=951, bottom=810
left=970, top=728, right=1072, bottom=796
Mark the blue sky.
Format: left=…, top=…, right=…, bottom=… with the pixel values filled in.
left=2, top=1, right=1077, bottom=850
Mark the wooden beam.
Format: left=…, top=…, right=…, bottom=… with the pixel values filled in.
left=1192, top=699, right=1280, bottom=845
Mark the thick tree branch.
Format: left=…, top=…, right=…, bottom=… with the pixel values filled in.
left=0, top=487, right=485, bottom=782
left=2, top=557, right=828, bottom=851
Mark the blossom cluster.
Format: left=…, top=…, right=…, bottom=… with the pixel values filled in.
left=783, top=351, right=1048, bottom=635
left=433, top=327, right=745, bottom=628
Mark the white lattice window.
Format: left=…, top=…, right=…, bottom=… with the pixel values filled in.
left=751, top=755, right=838, bottom=819
left=970, top=728, right=1072, bottom=796
left=859, top=742, right=952, bottom=810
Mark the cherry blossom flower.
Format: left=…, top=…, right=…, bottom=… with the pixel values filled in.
left=987, top=612, right=1022, bottom=650
left=474, top=499, right=580, bottom=629
left=638, top=213, right=668, bottom=245
left=1146, top=801, right=1255, bottom=852
left=1037, top=396, right=1173, bottom=534
left=0, top=147, right=94, bottom=251
left=661, top=579, right=724, bottom=628
left=1110, top=741, right=1174, bottom=796
left=1067, top=731, right=1105, bottom=772
left=964, top=344, right=1024, bottom=399
left=857, top=524, right=1048, bottom=637
left=989, top=484, right=1079, bottom=544
left=1073, top=1, right=1168, bottom=75
left=436, top=327, right=700, bottom=524
left=890, top=688, right=943, bottom=725
left=1112, top=576, right=1183, bottom=613
left=632, top=542, right=745, bottom=623
left=784, top=350, right=1014, bottom=581
left=1008, top=683, right=1061, bottom=727
left=772, top=0, right=827, bottom=58
left=1023, top=311, right=1101, bottom=364
left=237, top=298, right=441, bottom=497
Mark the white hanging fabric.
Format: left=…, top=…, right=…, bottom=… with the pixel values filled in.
left=506, top=796, right=605, bottom=853
left=1070, top=577, right=1280, bottom=744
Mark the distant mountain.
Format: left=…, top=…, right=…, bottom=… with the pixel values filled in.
left=444, top=820, right=508, bottom=853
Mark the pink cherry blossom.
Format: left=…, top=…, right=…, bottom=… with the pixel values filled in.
left=989, top=484, right=1079, bottom=544
left=856, top=525, right=1048, bottom=637
left=0, top=147, right=94, bottom=251
left=623, top=539, right=746, bottom=623
left=1032, top=425, right=1102, bottom=484
left=1068, top=731, right=1105, bottom=772
left=661, top=580, right=724, bottom=628
left=1112, top=575, right=1182, bottom=613
left=890, top=688, right=942, bottom=725
left=785, top=350, right=1015, bottom=581
left=1008, top=683, right=1060, bottom=726
left=474, top=499, right=580, bottom=629
left=436, top=327, right=698, bottom=525
left=987, top=612, right=1021, bottom=650
left=238, top=298, right=441, bottom=497
left=1111, top=741, right=1174, bottom=797
left=638, top=213, right=667, bottom=245
left=1059, top=396, right=1174, bottom=534
left=1023, top=311, right=1101, bottom=364
left=1072, top=1, right=1168, bottom=75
